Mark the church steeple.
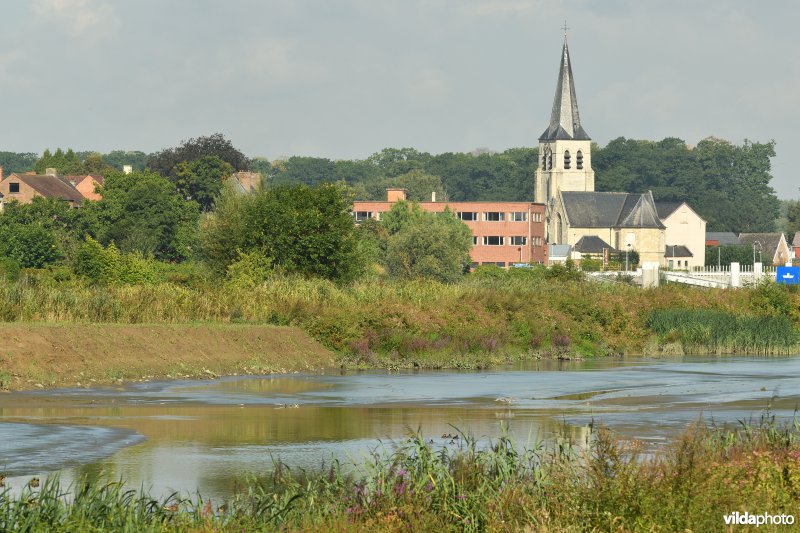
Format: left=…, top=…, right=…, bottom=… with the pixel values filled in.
left=534, top=30, right=594, bottom=207
left=539, top=35, right=590, bottom=141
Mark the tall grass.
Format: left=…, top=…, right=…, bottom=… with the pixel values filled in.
left=648, top=309, right=799, bottom=355
left=3, top=417, right=800, bottom=531
left=0, top=267, right=798, bottom=363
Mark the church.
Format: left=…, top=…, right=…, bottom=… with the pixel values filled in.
left=534, top=35, right=686, bottom=267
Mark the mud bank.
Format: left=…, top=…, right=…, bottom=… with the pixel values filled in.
left=0, top=323, right=336, bottom=391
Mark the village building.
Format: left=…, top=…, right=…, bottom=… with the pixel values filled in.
left=0, top=171, right=87, bottom=209
left=656, top=201, right=707, bottom=269
left=353, top=189, right=547, bottom=266
left=534, top=36, right=671, bottom=266
left=64, top=174, right=104, bottom=201
left=738, top=233, right=791, bottom=266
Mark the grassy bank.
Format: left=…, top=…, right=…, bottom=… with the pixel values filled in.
left=3, top=416, right=799, bottom=531
left=0, top=267, right=798, bottom=389
left=0, top=323, right=335, bottom=391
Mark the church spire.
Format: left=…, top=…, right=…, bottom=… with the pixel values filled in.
left=539, top=33, right=590, bottom=141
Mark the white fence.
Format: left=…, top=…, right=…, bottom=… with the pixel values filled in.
left=589, top=262, right=777, bottom=289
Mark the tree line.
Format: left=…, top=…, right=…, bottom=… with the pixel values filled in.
left=2, top=134, right=783, bottom=233
left=0, top=133, right=790, bottom=285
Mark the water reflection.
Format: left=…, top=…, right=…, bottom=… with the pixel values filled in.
left=1, top=356, right=798, bottom=499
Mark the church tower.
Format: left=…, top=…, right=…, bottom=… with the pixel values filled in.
left=534, top=34, right=594, bottom=206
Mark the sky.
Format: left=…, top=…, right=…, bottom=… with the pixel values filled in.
left=0, top=0, right=798, bottom=198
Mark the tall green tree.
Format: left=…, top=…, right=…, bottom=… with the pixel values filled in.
left=147, top=133, right=248, bottom=178
left=786, top=201, right=800, bottom=243
left=34, top=148, right=85, bottom=175
left=270, top=157, right=337, bottom=187
left=381, top=202, right=472, bottom=283
left=174, top=156, right=233, bottom=211
left=0, top=152, right=37, bottom=174
left=82, top=171, right=199, bottom=261
left=201, top=183, right=365, bottom=282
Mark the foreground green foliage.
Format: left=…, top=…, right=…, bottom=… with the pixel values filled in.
left=4, top=417, right=800, bottom=531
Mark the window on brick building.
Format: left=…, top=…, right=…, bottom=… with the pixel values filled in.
left=9, top=182, right=20, bottom=193
left=510, top=236, right=527, bottom=246
left=484, top=212, right=504, bottom=222
left=533, top=212, right=542, bottom=222
left=483, top=236, right=504, bottom=246
left=354, top=211, right=372, bottom=222
left=472, top=236, right=479, bottom=245
left=510, top=212, right=527, bottom=222
left=458, top=212, right=478, bottom=221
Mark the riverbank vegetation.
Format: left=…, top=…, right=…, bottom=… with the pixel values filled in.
left=2, top=415, right=799, bottom=531
left=0, top=262, right=798, bottom=389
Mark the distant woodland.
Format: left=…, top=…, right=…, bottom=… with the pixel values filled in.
left=0, top=135, right=789, bottom=233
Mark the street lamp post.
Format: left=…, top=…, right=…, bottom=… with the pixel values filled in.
left=753, top=241, right=762, bottom=266
left=625, top=244, right=631, bottom=272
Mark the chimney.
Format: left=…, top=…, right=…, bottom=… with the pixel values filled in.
left=123, top=165, right=133, bottom=175
left=431, top=191, right=436, bottom=202
left=386, top=188, right=408, bottom=203
left=45, top=167, right=57, bottom=176
left=0, top=165, right=3, bottom=181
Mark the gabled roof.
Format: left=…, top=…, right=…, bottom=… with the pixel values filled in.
left=560, top=191, right=665, bottom=229
left=574, top=235, right=616, bottom=254
left=792, top=231, right=800, bottom=247
left=706, top=231, right=739, bottom=246
left=539, top=37, right=590, bottom=141
left=655, top=201, right=682, bottom=220
left=64, top=174, right=104, bottom=187
left=737, top=233, right=786, bottom=255
left=666, top=245, right=693, bottom=257
left=8, top=173, right=84, bottom=205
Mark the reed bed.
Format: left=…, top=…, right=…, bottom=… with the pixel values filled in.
left=648, top=308, right=800, bottom=355
left=3, top=416, right=800, bottom=531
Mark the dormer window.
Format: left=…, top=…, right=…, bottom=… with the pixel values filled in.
left=564, top=150, right=571, bottom=169
left=9, top=182, right=19, bottom=193
left=576, top=150, right=584, bottom=169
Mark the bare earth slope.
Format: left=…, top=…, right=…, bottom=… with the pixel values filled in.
left=0, top=323, right=336, bottom=391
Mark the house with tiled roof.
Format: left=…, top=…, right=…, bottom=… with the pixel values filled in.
left=0, top=172, right=86, bottom=208
left=738, top=233, right=791, bottom=266
left=64, top=174, right=104, bottom=201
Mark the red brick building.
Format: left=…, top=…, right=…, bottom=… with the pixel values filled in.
left=353, top=189, right=547, bottom=267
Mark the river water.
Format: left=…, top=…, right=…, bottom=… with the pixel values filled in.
left=1, top=356, right=798, bottom=500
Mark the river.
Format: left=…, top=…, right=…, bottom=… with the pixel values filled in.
left=1, top=356, right=798, bottom=500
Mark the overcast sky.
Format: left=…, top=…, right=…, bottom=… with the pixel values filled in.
left=1, top=0, right=797, bottom=198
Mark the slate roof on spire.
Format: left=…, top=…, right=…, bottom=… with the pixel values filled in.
left=539, top=37, right=590, bottom=142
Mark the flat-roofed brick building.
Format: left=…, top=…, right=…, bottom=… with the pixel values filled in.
left=353, top=189, right=547, bottom=267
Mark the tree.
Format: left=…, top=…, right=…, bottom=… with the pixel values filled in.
left=0, top=223, right=60, bottom=268
left=381, top=202, right=472, bottom=283
left=594, top=136, right=780, bottom=232
left=103, top=150, right=149, bottom=172
left=0, top=151, right=38, bottom=174
left=393, top=170, right=447, bottom=202
left=786, top=201, right=800, bottom=243
left=34, top=148, right=85, bottom=175
left=82, top=170, right=200, bottom=261
left=201, top=183, right=366, bottom=282
left=270, top=156, right=337, bottom=186
left=147, top=133, right=248, bottom=178
left=82, top=153, right=116, bottom=175
left=174, top=156, right=233, bottom=211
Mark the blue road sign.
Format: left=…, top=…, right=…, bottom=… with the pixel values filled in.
left=776, top=266, right=800, bottom=285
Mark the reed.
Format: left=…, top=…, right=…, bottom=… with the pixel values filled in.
left=3, top=416, right=800, bottom=531
left=647, top=308, right=800, bottom=355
